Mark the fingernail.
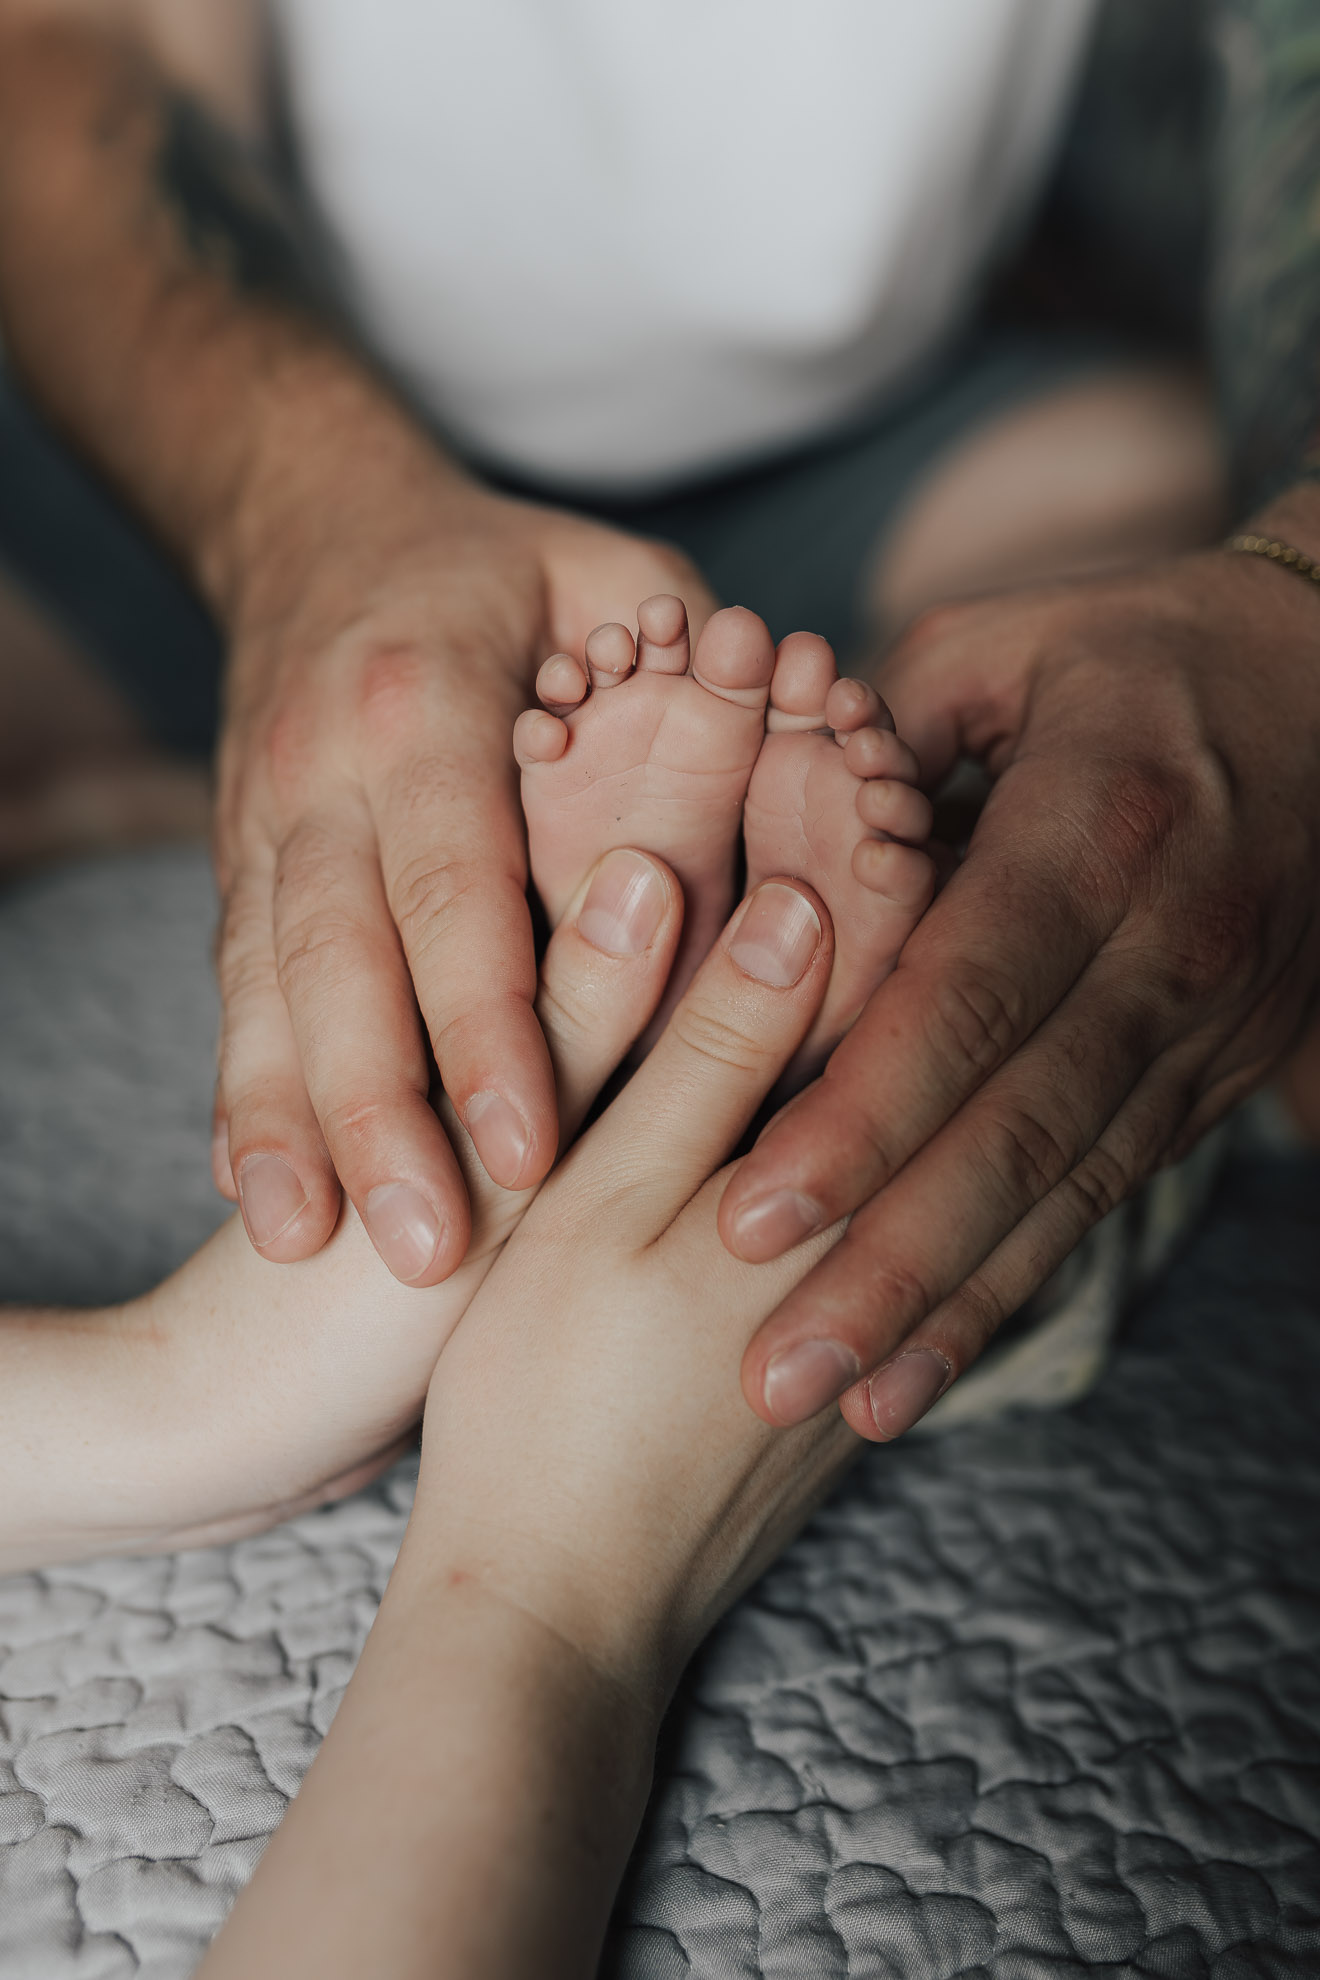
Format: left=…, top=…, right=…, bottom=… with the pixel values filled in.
left=577, top=850, right=667, bottom=955
left=464, top=1091, right=532, bottom=1188
left=237, top=1152, right=308, bottom=1246
left=730, top=1188, right=822, bottom=1260
left=729, top=884, right=821, bottom=987
left=364, top=1181, right=443, bottom=1282
left=866, top=1350, right=951, bottom=1439
left=762, top=1338, right=860, bottom=1424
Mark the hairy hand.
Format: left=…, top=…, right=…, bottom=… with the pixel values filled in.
left=721, top=538, right=1320, bottom=1435
left=212, top=429, right=715, bottom=1284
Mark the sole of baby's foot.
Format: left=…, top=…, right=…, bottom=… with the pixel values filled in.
left=516, top=595, right=774, bottom=1010
left=743, top=632, right=935, bottom=1080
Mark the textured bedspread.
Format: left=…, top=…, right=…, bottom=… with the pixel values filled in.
left=1, top=850, right=1318, bottom=1978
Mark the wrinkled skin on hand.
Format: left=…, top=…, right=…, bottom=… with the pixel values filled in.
left=725, top=541, right=1320, bottom=1435
left=212, top=429, right=715, bottom=1286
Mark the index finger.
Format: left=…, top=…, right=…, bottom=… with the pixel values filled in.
left=370, top=683, right=558, bottom=1197
left=718, top=755, right=1118, bottom=1269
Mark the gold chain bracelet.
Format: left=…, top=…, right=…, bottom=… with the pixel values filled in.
left=1226, top=533, right=1320, bottom=590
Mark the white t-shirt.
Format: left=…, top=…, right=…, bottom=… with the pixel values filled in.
left=274, top=1, right=1095, bottom=493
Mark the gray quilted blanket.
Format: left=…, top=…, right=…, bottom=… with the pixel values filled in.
left=1, top=849, right=1318, bottom=1978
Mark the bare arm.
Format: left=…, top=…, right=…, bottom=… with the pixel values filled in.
left=0, top=0, right=358, bottom=597
left=0, top=848, right=683, bottom=1576
left=0, top=2, right=715, bottom=1284
left=197, top=880, right=859, bottom=1980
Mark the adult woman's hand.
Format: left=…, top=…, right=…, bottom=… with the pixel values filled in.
left=0, top=845, right=688, bottom=1575
left=199, top=876, right=863, bottom=1980
left=723, top=494, right=1320, bottom=1439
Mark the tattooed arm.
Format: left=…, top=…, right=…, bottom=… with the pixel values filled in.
left=0, top=2, right=714, bottom=1288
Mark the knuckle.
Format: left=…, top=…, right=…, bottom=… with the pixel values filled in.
left=389, top=854, right=469, bottom=949
left=926, top=962, right=1027, bottom=1086
left=216, top=936, right=281, bottom=1016
left=946, top=1273, right=1008, bottom=1361
left=861, top=1250, right=940, bottom=1332
left=1162, top=888, right=1264, bottom=1005
left=388, top=853, right=509, bottom=969
left=261, top=700, right=316, bottom=784
left=356, top=643, right=430, bottom=750
left=317, top=1093, right=396, bottom=1163
left=535, top=980, right=593, bottom=1057
left=215, top=900, right=281, bottom=1012
left=1057, top=1141, right=1132, bottom=1227
left=820, top=1074, right=907, bottom=1189
left=1092, top=758, right=1191, bottom=875
left=977, top=1102, right=1076, bottom=1207
left=274, top=817, right=351, bottom=907
left=275, top=909, right=365, bottom=1003
left=667, top=1003, right=766, bottom=1075
left=895, top=599, right=975, bottom=659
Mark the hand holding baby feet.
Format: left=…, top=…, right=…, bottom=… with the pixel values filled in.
left=744, top=632, right=936, bottom=1078
left=516, top=595, right=775, bottom=1015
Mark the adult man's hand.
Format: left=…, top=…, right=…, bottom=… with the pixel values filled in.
left=724, top=494, right=1320, bottom=1436
left=0, top=6, right=716, bottom=1286
left=211, top=414, right=714, bottom=1282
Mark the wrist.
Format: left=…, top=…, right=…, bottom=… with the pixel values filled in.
left=199, top=348, right=477, bottom=632
left=1243, top=477, right=1320, bottom=565
left=208, top=1564, right=659, bottom=1978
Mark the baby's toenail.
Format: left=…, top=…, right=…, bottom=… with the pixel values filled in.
left=729, top=884, right=821, bottom=986
left=578, top=850, right=667, bottom=954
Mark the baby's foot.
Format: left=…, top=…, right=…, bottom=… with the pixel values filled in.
left=743, top=633, right=935, bottom=1078
left=516, top=595, right=774, bottom=1005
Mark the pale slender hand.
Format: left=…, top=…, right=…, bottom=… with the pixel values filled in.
left=722, top=514, right=1320, bottom=1438
left=0, top=848, right=684, bottom=1575
left=212, top=447, right=716, bottom=1287
left=199, top=876, right=863, bottom=1980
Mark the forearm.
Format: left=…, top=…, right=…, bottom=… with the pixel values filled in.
left=199, top=1567, right=655, bottom=1980
left=0, top=1207, right=488, bottom=1576
left=0, top=7, right=470, bottom=621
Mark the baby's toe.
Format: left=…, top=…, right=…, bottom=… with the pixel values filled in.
left=691, top=605, right=775, bottom=707
left=766, top=631, right=836, bottom=733
left=537, top=651, right=589, bottom=711
left=852, top=838, right=936, bottom=911
left=514, top=707, right=570, bottom=768
left=635, top=593, right=691, bottom=674
left=585, top=621, right=637, bottom=690
left=856, top=777, right=933, bottom=846
left=826, top=675, right=893, bottom=737
left=842, top=723, right=921, bottom=786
